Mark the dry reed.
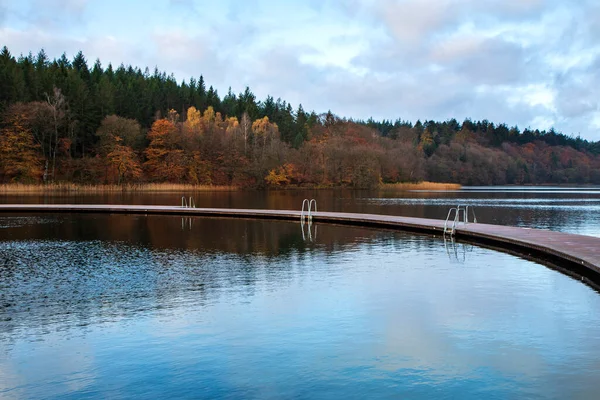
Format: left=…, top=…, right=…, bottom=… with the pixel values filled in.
left=0, top=183, right=240, bottom=194
left=380, top=181, right=461, bottom=191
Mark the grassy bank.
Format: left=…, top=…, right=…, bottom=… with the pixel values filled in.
left=0, top=183, right=240, bottom=194
left=380, top=181, right=461, bottom=190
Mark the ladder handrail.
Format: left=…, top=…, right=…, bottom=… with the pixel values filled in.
left=301, top=199, right=309, bottom=222
left=452, top=207, right=465, bottom=233
left=189, top=197, right=195, bottom=208
left=181, top=196, right=187, bottom=208
left=456, top=204, right=468, bottom=223
left=444, top=207, right=457, bottom=234
left=467, top=205, right=477, bottom=223
left=309, top=199, right=317, bottom=216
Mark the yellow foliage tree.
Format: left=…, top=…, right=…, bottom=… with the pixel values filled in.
left=202, top=106, right=215, bottom=125
left=265, top=163, right=297, bottom=186
left=225, top=117, right=240, bottom=135
left=252, top=116, right=279, bottom=148
left=185, top=106, right=202, bottom=131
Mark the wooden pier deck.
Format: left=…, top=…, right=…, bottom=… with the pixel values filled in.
left=1, top=204, right=600, bottom=283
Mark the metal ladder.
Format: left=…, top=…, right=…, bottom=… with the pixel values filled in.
left=181, top=196, right=196, bottom=208
left=444, top=204, right=477, bottom=235
left=301, top=199, right=317, bottom=223
left=300, top=199, right=317, bottom=242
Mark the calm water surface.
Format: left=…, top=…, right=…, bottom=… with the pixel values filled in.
left=1, top=214, right=600, bottom=399
left=2, top=186, right=600, bottom=236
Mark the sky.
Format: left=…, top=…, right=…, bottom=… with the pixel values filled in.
left=1, top=0, right=599, bottom=140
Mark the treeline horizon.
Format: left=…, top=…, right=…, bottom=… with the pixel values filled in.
left=1, top=46, right=600, bottom=188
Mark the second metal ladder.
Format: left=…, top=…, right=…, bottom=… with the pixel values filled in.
left=444, top=204, right=477, bottom=235
left=181, top=196, right=195, bottom=208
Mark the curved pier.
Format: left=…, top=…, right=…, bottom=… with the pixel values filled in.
left=1, top=204, right=600, bottom=284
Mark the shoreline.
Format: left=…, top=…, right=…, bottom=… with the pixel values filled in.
left=379, top=182, right=461, bottom=191
left=0, top=183, right=240, bottom=194
left=0, top=181, right=462, bottom=194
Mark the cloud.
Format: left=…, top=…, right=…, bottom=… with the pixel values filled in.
left=448, top=38, right=528, bottom=86
left=0, top=1, right=7, bottom=23
left=553, top=54, right=600, bottom=122
left=376, top=0, right=548, bottom=49
left=586, top=5, right=600, bottom=38
left=226, top=0, right=259, bottom=22
left=252, top=47, right=327, bottom=104
left=379, top=0, right=457, bottom=47
left=168, top=0, right=200, bottom=17
left=1, top=0, right=600, bottom=140
left=151, top=30, right=223, bottom=81
left=332, top=0, right=600, bottom=139
left=27, top=0, right=88, bottom=29
left=556, top=81, right=597, bottom=119
left=169, top=0, right=193, bottom=7
left=483, top=0, right=547, bottom=20
left=152, top=31, right=208, bottom=64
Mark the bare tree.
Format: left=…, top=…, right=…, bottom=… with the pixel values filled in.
left=241, top=112, right=251, bottom=155
left=45, top=87, right=66, bottom=182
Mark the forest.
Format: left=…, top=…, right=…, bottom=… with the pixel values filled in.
left=1, top=46, right=600, bottom=188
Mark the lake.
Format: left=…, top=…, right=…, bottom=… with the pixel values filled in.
left=1, top=187, right=600, bottom=398
left=3, top=186, right=600, bottom=236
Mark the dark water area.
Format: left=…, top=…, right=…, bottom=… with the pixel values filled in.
left=1, top=214, right=600, bottom=399
left=2, top=186, right=600, bottom=237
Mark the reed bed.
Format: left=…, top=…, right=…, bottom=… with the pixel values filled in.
left=0, top=181, right=461, bottom=194
left=381, top=181, right=461, bottom=191
left=0, top=183, right=240, bottom=194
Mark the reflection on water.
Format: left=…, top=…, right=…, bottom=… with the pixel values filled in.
left=300, top=219, right=317, bottom=242
left=2, top=186, right=600, bottom=237
left=463, top=186, right=600, bottom=194
left=443, top=235, right=474, bottom=264
left=1, top=214, right=600, bottom=398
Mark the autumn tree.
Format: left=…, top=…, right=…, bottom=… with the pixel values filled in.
left=0, top=108, right=43, bottom=182
left=144, top=118, right=186, bottom=181
left=91, top=115, right=142, bottom=182
left=252, top=116, right=278, bottom=150
left=0, top=102, right=54, bottom=181
left=96, top=115, right=144, bottom=154
left=265, top=163, right=298, bottom=186
left=185, top=106, right=202, bottom=131
left=107, top=136, right=142, bottom=184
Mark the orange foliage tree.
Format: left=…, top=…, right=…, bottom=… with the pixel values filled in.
left=144, top=119, right=186, bottom=181
left=0, top=110, right=43, bottom=182
left=107, top=136, right=142, bottom=184
left=94, top=115, right=144, bottom=183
